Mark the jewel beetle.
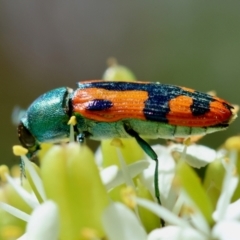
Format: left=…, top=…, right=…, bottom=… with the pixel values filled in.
left=17, top=80, right=237, bottom=204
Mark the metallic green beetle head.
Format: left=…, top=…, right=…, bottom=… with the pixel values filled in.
left=18, top=87, right=73, bottom=158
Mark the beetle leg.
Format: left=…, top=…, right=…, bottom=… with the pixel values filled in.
left=76, top=133, right=86, bottom=143
left=124, top=125, right=161, bottom=201
left=124, top=125, right=165, bottom=225
left=76, top=131, right=91, bottom=144
left=72, top=124, right=86, bottom=144
left=124, top=126, right=165, bottom=225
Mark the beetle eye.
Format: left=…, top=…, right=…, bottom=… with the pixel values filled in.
left=18, top=122, right=36, bottom=149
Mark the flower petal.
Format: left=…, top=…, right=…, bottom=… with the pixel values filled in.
left=175, top=162, right=213, bottom=225
left=25, top=200, right=59, bottom=240
left=6, top=174, right=39, bottom=209
left=104, top=161, right=150, bottom=191
left=0, top=202, right=30, bottom=222
left=136, top=197, right=190, bottom=228
left=140, top=145, right=176, bottom=205
left=102, top=203, right=147, bottom=240
left=224, top=199, right=240, bottom=221
left=17, top=234, right=27, bottom=240
left=22, top=156, right=47, bottom=202
left=212, top=221, right=240, bottom=240
left=100, top=165, right=119, bottom=187
left=41, top=143, right=109, bottom=239
left=94, top=146, right=103, bottom=166
left=170, top=144, right=216, bottom=168
left=213, top=151, right=238, bottom=222
left=148, top=226, right=205, bottom=240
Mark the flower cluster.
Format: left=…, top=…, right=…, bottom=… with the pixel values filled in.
left=1, top=63, right=239, bottom=240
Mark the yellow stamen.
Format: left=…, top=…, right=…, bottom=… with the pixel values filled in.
left=80, top=228, right=99, bottom=240
left=68, top=116, right=77, bottom=126
left=172, top=175, right=181, bottom=189
left=121, top=186, right=136, bottom=209
left=12, top=145, right=28, bottom=156
left=181, top=205, right=195, bottom=215
left=187, top=135, right=204, bottom=143
left=110, top=138, right=124, bottom=148
left=171, top=151, right=181, bottom=161
left=183, top=137, right=191, bottom=146
left=224, top=157, right=230, bottom=164
left=0, top=165, right=9, bottom=182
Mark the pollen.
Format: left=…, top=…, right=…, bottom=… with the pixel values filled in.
left=181, top=205, right=196, bottom=216
left=12, top=145, right=28, bottom=156
left=121, top=186, right=136, bottom=209
left=223, top=157, right=230, bottom=164
left=68, top=116, right=77, bottom=126
left=80, top=228, right=99, bottom=240
left=183, top=137, right=192, bottom=146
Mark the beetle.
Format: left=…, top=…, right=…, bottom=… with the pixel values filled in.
left=17, top=80, right=237, bottom=204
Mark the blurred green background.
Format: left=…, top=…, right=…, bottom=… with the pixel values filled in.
left=0, top=1, right=239, bottom=166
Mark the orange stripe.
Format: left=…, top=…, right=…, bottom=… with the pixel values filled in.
left=167, top=96, right=232, bottom=127
left=205, top=100, right=232, bottom=124
left=167, top=96, right=194, bottom=126
left=72, top=88, right=148, bottom=122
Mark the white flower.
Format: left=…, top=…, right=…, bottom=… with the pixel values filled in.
left=143, top=150, right=240, bottom=240
left=1, top=147, right=150, bottom=239
left=148, top=226, right=204, bottom=240
left=211, top=151, right=240, bottom=240
left=0, top=156, right=60, bottom=240
left=18, top=201, right=59, bottom=240
left=140, top=144, right=219, bottom=211
left=101, top=161, right=150, bottom=191
left=140, top=145, right=177, bottom=209
left=102, top=202, right=147, bottom=240
left=169, top=143, right=217, bottom=168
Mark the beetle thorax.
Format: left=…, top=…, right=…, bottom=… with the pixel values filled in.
left=22, top=87, right=73, bottom=143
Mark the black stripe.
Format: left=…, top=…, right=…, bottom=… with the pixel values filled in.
left=86, top=99, right=113, bottom=111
